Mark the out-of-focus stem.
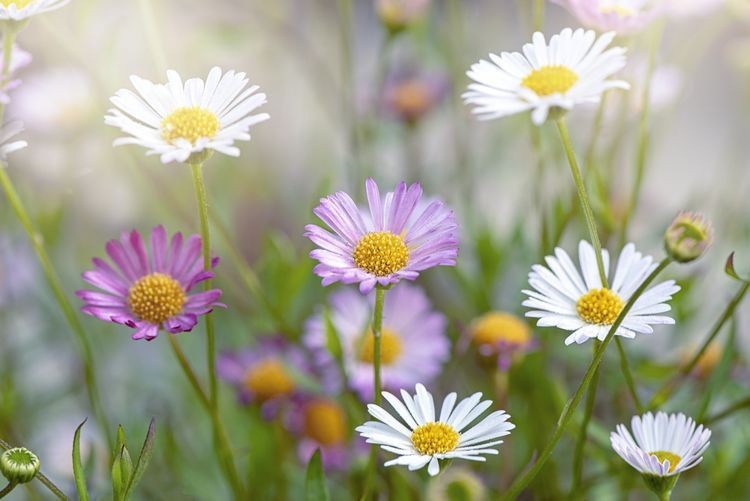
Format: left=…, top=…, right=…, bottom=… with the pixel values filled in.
left=570, top=341, right=600, bottom=494
left=615, top=337, right=643, bottom=412
left=706, top=395, right=750, bottom=425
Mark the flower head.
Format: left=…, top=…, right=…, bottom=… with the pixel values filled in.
left=105, top=67, right=269, bottom=164
left=0, top=447, right=40, bottom=484
left=664, top=211, right=713, bottom=263
left=468, top=311, right=533, bottom=370
left=305, top=178, right=458, bottom=293
left=77, top=225, right=223, bottom=341
left=551, top=0, right=662, bottom=34
left=383, top=68, right=450, bottom=125
left=304, top=284, right=450, bottom=400
left=287, top=397, right=356, bottom=471
left=0, top=0, right=68, bottom=21
left=375, top=0, right=430, bottom=33
left=357, top=384, right=515, bottom=476
left=0, top=120, right=27, bottom=161
left=523, top=241, right=680, bottom=345
left=463, top=28, right=629, bottom=125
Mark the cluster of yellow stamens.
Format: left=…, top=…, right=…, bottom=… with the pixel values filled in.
left=161, top=106, right=220, bottom=144
left=0, top=0, right=32, bottom=7
left=243, top=359, right=295, bottom=402
left=470, top=312, right=531, bottom=347
left=359, top=327, right=403, bottom=365
left=303, top=399, right=348, bottom=446
left=576, top=288, right=624, bottom=325
left=649, top=451, right=681, bottom=473
left=352, top=231, right=409, bottom=277
left=521, top=66, right=578, bottom=97
left=127, top=272, right=186, bottom=324
left=411, top=422, right=460, bottom=455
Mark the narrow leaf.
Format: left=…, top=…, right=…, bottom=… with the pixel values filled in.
left=725, top=252, right=747, bottom=282
left=123, top=418, right=156, bottom=499
left=72, top=419, right=90, bottom=501
left=304, top=449, right=330, bottom=501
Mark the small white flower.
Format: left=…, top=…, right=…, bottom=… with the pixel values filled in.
left=523, top=241, right=680, bottom=346
left=105, top=67, right=269, bottom=164
left=611, top=412, right=711, bottom=477
left=463, top=28, right=629, bottom=125
left=0, top=0, right=69, bottom=21
left=356, top=383, right=514, bottom=476
left=0, top=120, right=27, bottom=161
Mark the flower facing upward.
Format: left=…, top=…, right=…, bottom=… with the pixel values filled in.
left=357, top=384, right=514, bottom=476
left=105, top=67, right=269, bottom=164
left=77, top=226, right=223, bottom=341
left=305, top=178, right=458, bottom=293
left=0, top=0, right=69, bottom=21
left=463, top=28, right=629, bottom=125
left=304, top=284, right=450, bottom=400
left=611, top=412, right=711, bottom=478
left=664, top=212, right=713, bottom=263
left=523, top=241, right=680, bottom=345
left=550, top=1, right=662, bottom=34
left=0, top=447, right=40, bottom=484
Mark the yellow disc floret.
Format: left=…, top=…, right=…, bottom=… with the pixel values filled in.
left=161, top=106, right=220, bottom=144
left=353, top=231, right=409, bottom=276
left=521, top=66, right=578, bottom=97
left=359, top=327, right=403, bottom=365
left=304, top=399, right=348, bottom=446
left=128, top=272, right=186, bottom=324
left=411, top=422, right=460, bottom=455
left=649, top=451, right=681, bottom=473
left=600, top=4, right=636, bottom=17
left=470, top=312, right=531, bottom=347
left=576, top=288, right=624, bottom=325
left=0, top=0, right=32, bottom=7
left=244, top=359, right=295, bottom=402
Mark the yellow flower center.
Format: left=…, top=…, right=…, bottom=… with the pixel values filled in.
left=470, top=312, right=530, bottom=347
left=649, top=451, right=682, bottom=473
left=127, top=273, right=186, bottom=324
left=352, top=231, right=409, bottom=277
left=576, top=288, right=624, bottom=325
left=243, top=359, right=295, bottom=402
left=521, top=66, right=578, bottom=96
left=359, top=327, right=403, bottom=365
left=0, top=0, right=32, bottom=7
left=161, top=106, right=220, bottom=144
left=392, top=81, right=431, bottom=119
left=304, top=399, right=348, bottom=446
left=600, top=4, right=636, bottom=17
left=411, top=422, right=460, bottom=455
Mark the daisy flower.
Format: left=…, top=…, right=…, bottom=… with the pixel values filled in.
left=522, top=241, right=680, bottom=346
left=287, top=397, right=357, bottom=471
left=467, top=311, right=534, bottom=370
left=611, top=412, right=711, bottom=477
left=357, top=384, right=515, bottom=476
left=0, top=0, right=69, bottom=21
left=305, top=178, right=458, bottom=293
left=105, top=67, right=269, bottom=164
left=550, top=1, right=662, bottom=34
left=304, top=284, right=450, bottom=401
left=77, top=225, right=223, bottom=341
left=463, top=28, right=629, bottom=125
left=0, top=120, right=27, bottom=160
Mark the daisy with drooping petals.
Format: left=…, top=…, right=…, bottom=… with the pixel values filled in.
left=551, top=1, right=662, bottom=34
left=105, top=67, right=269, bottom=164
left=77, top=225, right=223, bottom=341
left=0, top=121, right=27, bottom=160
left=0, top=0, right=69, bottom=21
left=463, top=28, right=629, bottom=125
left=357, top=384, right=515, bottom=476
left=305, top=178, right=458, bottom=294
left=304, top=284, right=450, bottom=400
left=611, top=412, right=711, bottom=478
left=523, top=241, right=680, bottom=346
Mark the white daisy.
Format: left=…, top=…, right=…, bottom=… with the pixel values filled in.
left=611, top=412, right=711, bottom=477
left=356, top=383, right=515, bottom=476
left=522, top=241, right=680, bottom=346
left=463, top=28, right=629, bottom=125
left=0, top=120, right=27, bottom=161
left=0, top=0, right=69, bottom=21
left=105, top=67, right=269, bottom=164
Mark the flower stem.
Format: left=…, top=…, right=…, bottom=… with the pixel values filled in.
left=570, top=340, right=601, bottom=495
left=706, top=395, right=750, bottom=425
left=658, top=490, right=672, bottom=501
left=616, top=337, right=643, bottom=412
left=0, top=482, right=16, bottom=498
left=648, top=281, right=750, bottom=410
left=502, top=257, right=672, bottom=500
left=532, top=0, right=544, bottom=31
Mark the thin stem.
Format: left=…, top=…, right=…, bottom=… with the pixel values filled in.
left=555, top=118, right=608, bottom=287
left=166, top=334, right=210, bottom=409
left=615, top=337, right=643, bottom=412
left=337, top=0, right=363, bottom=193
left=706, top=395, right=750, bottom=425
left=648, top=281, right=750, bottom=410
left=532, top=0, right=544, bottom=32
left=372, top=287, right=386, bottom=406
left=0, top=482, right=16, bottom=498
left=570, top=341, right=601, bottom=495
left=502, top=258, right=672, bottom=500
left=658, top=490, right=672, bottom=501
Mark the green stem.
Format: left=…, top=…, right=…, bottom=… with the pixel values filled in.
left=532, top=0, right=544, bottom=31
left=706, top=395, right=750, bottom=425
left=647, top=281, right=750, bottom=410
left=502, top=258, right=672, bottom=500
left=166, top=334, right=209, bottom=409
left=615, top=337, right=643, bottom=412
left=0, top=482, right=16, bottom=498
left=658, top=490, right=672, bottom=501
left=570, top=341, right=600, bottom=495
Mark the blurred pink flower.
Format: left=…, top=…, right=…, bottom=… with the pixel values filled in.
left=375, top=0, right=431, bottom=32
left=382, top=68, right=451, bottom=125
left=0, top=45, right=31, bottom=105
left=551, top=0, right=662, bottom=34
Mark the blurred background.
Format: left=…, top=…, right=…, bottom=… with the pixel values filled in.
left=2, top=0, right=750, bottom=499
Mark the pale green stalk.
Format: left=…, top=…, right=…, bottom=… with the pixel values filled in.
left=570, top=340, right=600, bottom=495
left=616, top=337, right=643, bottom=412
left=532, top=0, right=544, bottom=32
left=137, top=0, right=167, bottom=75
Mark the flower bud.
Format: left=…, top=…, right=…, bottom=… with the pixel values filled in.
left=664, top=212, right=713, bottom=263
left=0, top=447, right=40, bottom=484
left=468, top=312, right=532, bottom=371
left=375, top=0, right=430, bottom=34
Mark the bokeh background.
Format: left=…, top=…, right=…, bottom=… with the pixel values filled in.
left=2, top=0, right=750, bottom=499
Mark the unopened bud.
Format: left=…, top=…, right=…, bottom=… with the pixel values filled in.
left=664, top=212, right=713, bottom=263
left=0, top=447, right=40, bottom=484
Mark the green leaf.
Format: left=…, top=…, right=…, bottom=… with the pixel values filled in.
left=72, top=419, right=90, bottom=501
left=116, top=425, right=128, bottom=452
left=725, top=252, right=748, bottom=282
left=112, top=445, right=133, bottom=501
left=323, top=306, right=343, bottom=362
left=123, top=418, right=156, bottom=500
left=304, top=449, right=330, bottom=501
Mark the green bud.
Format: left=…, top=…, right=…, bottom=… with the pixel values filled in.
left=0, top=447, right=40, bottom=484
left=641, top=472, right=679, bottom=500
left=664, top=212, right=713, bottom=263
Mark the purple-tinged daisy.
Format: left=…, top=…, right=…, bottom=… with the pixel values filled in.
left=305, top=178, right=458, bottom=294
left=304, top=284, right=450, bottom=401
left=77, top=225, right=222, bottom=341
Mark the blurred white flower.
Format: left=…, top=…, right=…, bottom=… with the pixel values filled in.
left=0, top=44, right=30, bottom=104
left=0, top=0, right=69, bottom=21
left=663, top=0, right=724, bottom=18
left=0, top=120, right=27, bottom=161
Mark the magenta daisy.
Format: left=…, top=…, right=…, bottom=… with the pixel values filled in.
left=77, top=225, right=222, bottom=341
left=304, top=178, right=458, bottom=293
